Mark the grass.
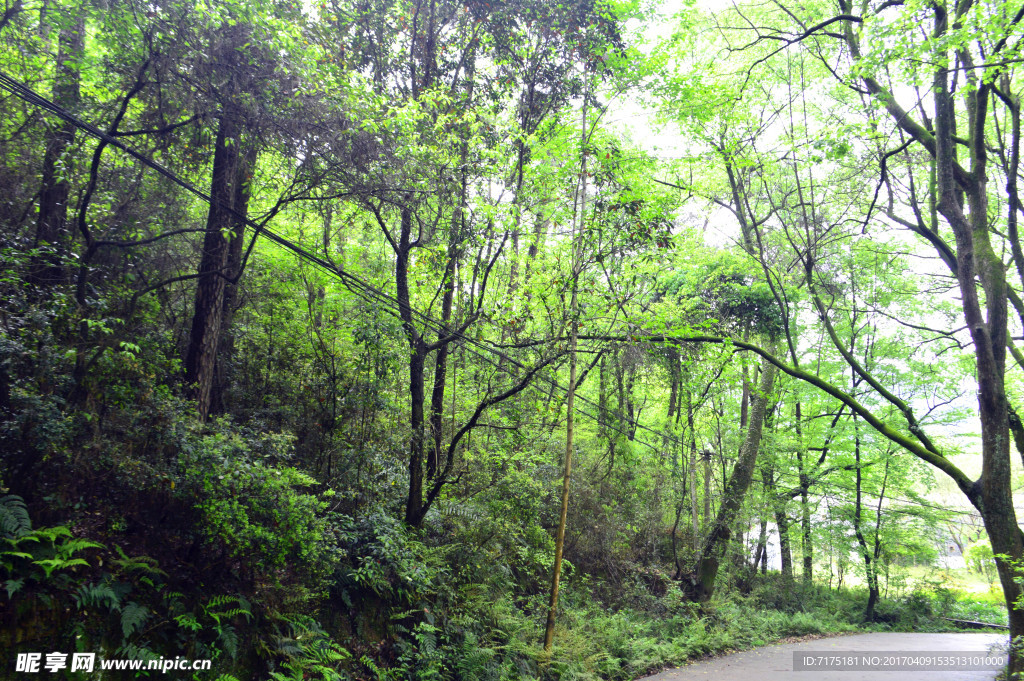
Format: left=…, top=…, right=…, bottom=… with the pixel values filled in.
left=533, top=569, right=1011, bottom=680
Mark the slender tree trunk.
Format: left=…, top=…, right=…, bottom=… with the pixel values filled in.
left=775, top=505, right=793, bottom=579
left=852, top=423, right=879, bottom=620
left=543, top=94, right=586, bottom=652
left=427, top=55, right=473, bottom=479
left=543, top=309, right=575, bottom=650
left=800, top=487, right=812, bottom=583
left=686, top=388, right=700, bottom=553
left=753, top=518, right=768, bottom=572
left=427, top=172, right=463, bottom=480
left=671, top=498, right=686, bottom=579
left=391, top=205, right=429, bottom=527
left=794, top=401, right=814, bottom=585
left=768, top=462, right=793, bottom=580
left=703, top=453, right=711, bottom=525
left=405, top=343, right=427, bottom=525
left=598, top=355, right=615, bottom=470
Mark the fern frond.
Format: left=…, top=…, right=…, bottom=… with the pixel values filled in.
left=174, top=613, right=201, bottom=632
left=112, top=545, right=167, bottom=577
left=121, top=601, right=149, bottom=639
left=217, top=625, right=240, bottom=659
left=75, top=582, right=121, bottom=611
left=0, top=496, right=30, bottom=539
left=4, top=578, right=24, bottom=598
left=34, top=557, right=88, bottom=577
left=58, top=539, right=103, bottom=558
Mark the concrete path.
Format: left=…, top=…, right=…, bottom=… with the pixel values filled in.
left=637, top=632, right=1008, bottom=681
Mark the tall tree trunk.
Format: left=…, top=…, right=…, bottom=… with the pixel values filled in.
left=753, top=518, right=768, bottom=572
left=837, top=7, right=1024, bottom=672
left=426, top=264, right=455, bottom=480
left=686, top=387, right=700, bottom=553
left=793, top=400, right=814, bottom=585
left=184, top=116, right=240, bottom=421
left=389, top=205, right=429, bottom=527
left=765, top=462, right=794, bottom=579
left=930, top=34, right=1024, bottom=672
left=210, top=145, right=256, bottom=415
left=775, top=503, right=793, bottom=579
left=687, top=358, right=777, bottom=602
left=33, top=9, right=84, bottom=285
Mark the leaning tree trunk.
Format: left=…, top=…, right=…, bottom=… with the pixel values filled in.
left=834, top=6, right=1024, bottom=673
left=930, top=51, right=1024, bottom=676
left=753, top=518, right=768, bottom=572
left=687, top=359, right=777, bottom=602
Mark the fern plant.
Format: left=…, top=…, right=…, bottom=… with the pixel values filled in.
left=1, top=496, right=103, bottom=596
left=267, top=613, right=351, bottom=681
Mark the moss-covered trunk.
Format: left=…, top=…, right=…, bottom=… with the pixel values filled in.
left=687, top=358, right=777, bottom=602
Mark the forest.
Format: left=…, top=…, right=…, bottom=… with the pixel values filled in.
left=1, top=0, right=1022, bottom=678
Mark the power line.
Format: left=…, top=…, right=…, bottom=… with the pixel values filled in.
left=0, top=69, right=992, bottom=528
left=0, top=67, right=657, bottom=456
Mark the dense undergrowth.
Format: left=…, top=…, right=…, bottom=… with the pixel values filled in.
left=0, top=403, right=1004, bottom=681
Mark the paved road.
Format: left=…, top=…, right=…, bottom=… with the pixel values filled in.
left=637, top=632, right=1008, bottom=681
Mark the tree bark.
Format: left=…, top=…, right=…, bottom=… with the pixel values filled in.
left=544, top=92, right=586, bottom=652
left=209, top=144, right=256, bottom=415
left=835, top=5, right=1024, bottom=670
left=687, top=358, right=777, bottom=601
left=32, top=9, right=84, bottom=285
left=427, top=53, right=473, bottom=480
left=794, top=401, right=814, bottom=585
left=388, top=204, right=430, bottom=527
left=686, top=387, right=700, bottom=553
left=775, top=503, right=793, bottom=580
left=852, top=425, right=880, bottom=621
left=184, top=116, right=241, bottom=421
left=928, top=19, right=1024, bottom=670
left=753, top=518, right=768, bottom=572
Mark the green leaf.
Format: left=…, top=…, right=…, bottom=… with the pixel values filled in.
left=121, top=602, right=149, bottom=639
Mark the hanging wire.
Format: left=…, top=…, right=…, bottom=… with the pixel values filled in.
left=0, top=68, right=978, bottom=524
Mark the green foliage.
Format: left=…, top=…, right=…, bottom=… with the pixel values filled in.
left=335, top=512, right=440, bottom=608
left=659, top=252, right=786, bottom=339
left=180, top=419, right=341, bottom=606
left=0, top=495, right=31, bottom=539
left=2, top=0, right=1019, bottom=675
left=965, top=541, right=998, bottom=582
